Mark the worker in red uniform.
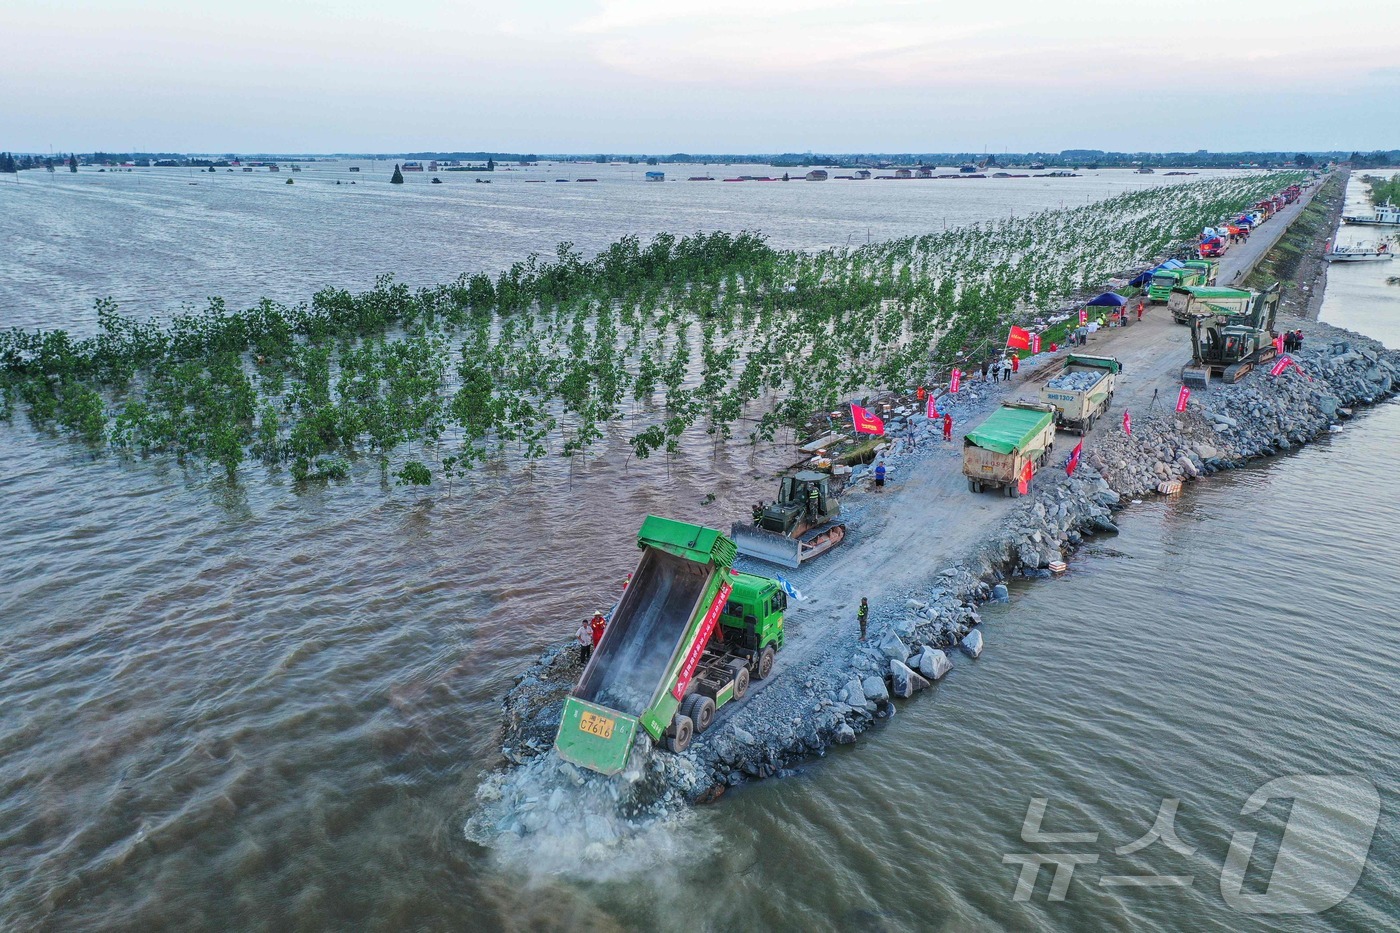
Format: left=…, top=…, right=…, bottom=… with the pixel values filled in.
left=1011, top=354, right=1020, bottom=375
left=916, top=386, right=926, bottom=403
left=1137, top=298, right=1145, bottom=322
left=942, top=412, right=953, bottom=442
left=590, top=611, right=606, bottom=649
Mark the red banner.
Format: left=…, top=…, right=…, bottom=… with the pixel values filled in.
left=1031, top=334, right=1042, bottom=354
left=1007, top=326, right=1031, bottom=350
left=950, top=369, right=962, bottom=393
left=850, top=403, right=885, bottom=435
left=1065, top=440, right=1083, bottom=477
left=672, top=581, right=732, bottom=700
left=926, top=392, right=936, bottom=419
left=1018, top=460, right=1033, bottom=495
left=1270, top=355, right=1291, bottom=377
left=1176, top=385, right=1190, bottom=413
left=1079, top=308, right=1088, bottom=325
left=1123, top=409, right=1132, bottom=435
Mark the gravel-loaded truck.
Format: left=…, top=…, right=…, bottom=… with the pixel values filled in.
left=1039, top=354, right=1122, bottom=433
left=962, top=401, right=1057, bottom=496
left=1169, top=286, right=1254, bottom=325
left=554, top=516, right=786, bottom=775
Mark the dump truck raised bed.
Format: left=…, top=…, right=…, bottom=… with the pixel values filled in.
left=732, top=470, right=845, bottom=569
left=962, top=402, right=1057, bottom=496
left=554, top=516, right=786, bottom=775
left=1039, top=354, right=1121, bottom=434
left=1169, top=286, right=1254, bottom=325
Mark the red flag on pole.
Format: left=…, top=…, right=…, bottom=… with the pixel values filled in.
left=1030, top=333, right=1042, bottom=354
left=1006, top=326, right=1032, bottom=350
left=1176, top=385, right=1191, bottom=413
left=850, top=403, right=885, bottom=435
left=950, top=369, right=962, bottom=393
left=1018, top=459, right=1033, bottom=495
left=1123, top=409, right=1132, bottom=435
left=1065, top=440, right=1083, bottom=476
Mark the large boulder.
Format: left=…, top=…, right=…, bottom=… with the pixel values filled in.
left=961, top=629, right=984, bottom=658
left=861, top=675, right=889, bottom=703
left=913, top=646, right=953, bottom=681
left=875, top=629, right=909, bottom=662
left=888, top=659, right=931, bottom=698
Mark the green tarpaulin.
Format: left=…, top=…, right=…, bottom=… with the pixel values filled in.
left=965, top=406, right=1054, bottom=455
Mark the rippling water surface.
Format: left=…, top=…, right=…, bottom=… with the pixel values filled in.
left=0, top=166, right=1394, bottom=931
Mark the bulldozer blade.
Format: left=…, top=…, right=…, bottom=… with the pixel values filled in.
left=731, top=523, right=803, bottom=569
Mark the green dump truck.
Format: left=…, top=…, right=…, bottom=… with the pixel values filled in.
left=962, top=401, right=1057, bottom=496
left=1181, top=258, right=1219, bottom=286
left=1148, top=266, right=1207, bottom=302
left=554, top=516, right=786, bottom=776
left=1038, top=354, right=1122, bottom=434
left=1169, top=285, right=1254, bottom=325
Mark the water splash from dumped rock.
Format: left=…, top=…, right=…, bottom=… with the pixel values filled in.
left=465, top=736, right=718, bottom=879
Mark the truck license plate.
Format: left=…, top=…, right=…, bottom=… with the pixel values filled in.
left=579, top=711, right=614, bottom=739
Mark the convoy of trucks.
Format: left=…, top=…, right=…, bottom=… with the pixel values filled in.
left=961, top=402, right=1058, bottom=496
left=1038, top=355, right=1122, bottom=433
left=555, top=516, right=786, bottom=775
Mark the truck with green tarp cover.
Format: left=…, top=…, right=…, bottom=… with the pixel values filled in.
left=1038, top=354, right=1122, bottom=434
left=554, top=516, right=786, bottom=775
left=962, top=401, right=1057, bottom=496
left=1148, top=266, right=1207, bottom=302
left=1169, top=285, right=1253, bottom=325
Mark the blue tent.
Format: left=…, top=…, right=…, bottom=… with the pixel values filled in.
left=1086, top=292, right=1127, bottom=307
left=1128, top=270, right=1154, bottom=287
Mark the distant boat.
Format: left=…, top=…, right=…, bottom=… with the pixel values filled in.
left=401, top=161, right=424, bottom=172
left=431, top=177, right=442, bottom=184
left=576, top=178, right=598, bottom=182
left=1136, top=166, right=1155, bottom=174
left=1325, top=241, right=1393, bottom=262
left=959, top=163, right=978, bottom=173
left=242, top=167, right=253, bottom=172
left=645, top=171, right=665, bottom=182
left=476, top=178, right=491, bottom=184
left=688, top=175, right=715, bottom=181
left=268, top=164, right=279, bottom=172
left=1342, top=201, right=1400, bottom=226
left=1029, top=161, right=1046, bottom=171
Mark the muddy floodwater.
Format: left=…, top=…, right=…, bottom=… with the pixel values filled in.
left=1, top=166, right=1395, bottom=931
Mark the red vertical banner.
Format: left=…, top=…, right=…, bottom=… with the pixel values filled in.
left=1018, top=460, right=1033, bottom=496
left=672, top=581, right=732, bottom=700
left=1079, top=308, right=1088, bottom=325
left=1123, top=409, right=1132, bottom=435
left=926, top=392, right=936, bottom=419
left=950, top=369, right=962, bottom=393
left=1176, top=385, right=1190, bottom=412
left=1030, top=333, right=1042, bottom=354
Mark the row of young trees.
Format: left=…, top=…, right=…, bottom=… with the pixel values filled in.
left=0, top=173, right=1305, bottom=487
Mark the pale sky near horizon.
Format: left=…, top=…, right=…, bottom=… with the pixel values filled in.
left=5, top=0, right=1398, bottom=153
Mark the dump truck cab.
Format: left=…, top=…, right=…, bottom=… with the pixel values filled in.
left=719, top=572, right=786, bottom=657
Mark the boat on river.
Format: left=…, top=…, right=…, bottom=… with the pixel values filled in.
left=1342, top=201, right=1400, bottom=226
left=1324, top=240, right=1394, bottom=263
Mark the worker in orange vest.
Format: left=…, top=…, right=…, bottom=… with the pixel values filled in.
left=942, top=412, right=953, bottom=442
left=590, top=611, right=606, bottom=649
left=1011, top=354, right=1020, bottom=375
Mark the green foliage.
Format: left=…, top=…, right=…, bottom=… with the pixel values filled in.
left=391, top=164, right=404, bottom=184
left=1365, top=173, right=1400, bottom=207
left=0, top=173, right=1307, bottom=493
left=395, top=461, right=432, bottom=485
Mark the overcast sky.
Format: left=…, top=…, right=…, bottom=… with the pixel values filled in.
left=6, top=0, right=1398, bottom=153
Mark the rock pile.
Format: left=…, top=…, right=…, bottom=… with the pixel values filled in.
left=1046, top=370, right=1104, bottom=391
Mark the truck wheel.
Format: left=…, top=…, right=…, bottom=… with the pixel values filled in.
left=729, top=662, right=750, bottom=700
left=968, top=478, right=981, bottom=493
left=1006, top=483, right=1020, bottom=498
left=681, top=694, right=716, bottom=734
left=666, top=715, right=693, bottom=753
left=756, top=646, right=776, bottom=680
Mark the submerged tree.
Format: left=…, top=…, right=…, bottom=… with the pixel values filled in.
left=391, top=164, right=404, bottom=184
left=68, top=154, right=78, bottom=173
